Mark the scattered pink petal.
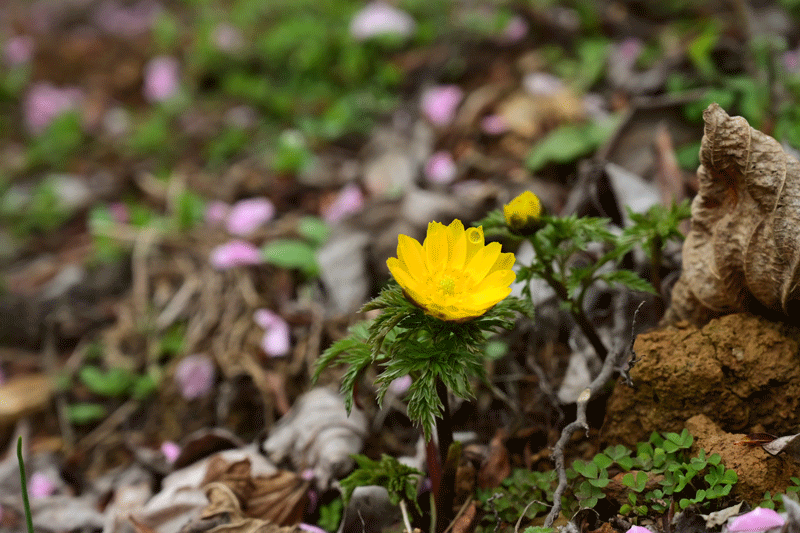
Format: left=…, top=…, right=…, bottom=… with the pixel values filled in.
left=523, top=73, right=564, bottom=96
left=306, top=488, right=319, bottom=514
left=214, top=23, right=245, bottom=53
left=626, top=527, right=651, bottom=533
left=93, top=0, right=160, bottom=37
left=175, top=354, right=216, bottom=400
left=617, top=37, right=643, bottom=64
left=226, top=197, right=275, bottom=236
left=728, top=508, right=785, bottom=532
left=421, top=85, right=463, bottom=127
left=143, top=56, right=180, bottom=103
left=301, top=468, right=315, bottom=481
left=23, top=83, right=83, bottom=135
left=322, top=183, right=364, bottom=223
left=481, top=114, right=508, bottom=135
left=108, top=202, right=129, bottom=224
left=349, top=2, right=416, bottom=41
left=28, top=472, right=56, bottom=499
left=210, top=240, right=262, bottom=269
left=205, top=201, right=230, bottom=225
left=424, top=151, right=457, bottom=184
left=499, top=15, right=528, bottom=44
left=160, top=441, right=181, bottom=463
left=254, top=309, right=291, bottom=357
left=389, top=375, right=412, bottom=395
left=299, top=524, right=327, bottom=533
left=4, top=35, right=34, bottom=65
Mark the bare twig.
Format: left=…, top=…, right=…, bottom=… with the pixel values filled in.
left=543, top=342, right=631, bottom=527
left=399, top=499, right=414, bottom=533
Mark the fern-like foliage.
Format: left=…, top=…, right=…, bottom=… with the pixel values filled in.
left=313, top=283, right=531, bottom=439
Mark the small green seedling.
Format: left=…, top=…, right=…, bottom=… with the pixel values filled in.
left=339, top=454, right=423, bottom=511
left=17, top=437, right=35, bottom=533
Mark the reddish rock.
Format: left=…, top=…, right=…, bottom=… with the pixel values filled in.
left=603, top=313, right=800, bottom=448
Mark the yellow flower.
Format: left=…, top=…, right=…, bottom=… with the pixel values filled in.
left=386, top=220, right=516, bottom=321
left=503, top=191, right=542, bottom=234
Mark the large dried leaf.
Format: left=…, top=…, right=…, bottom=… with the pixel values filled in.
left=666, top=104, right=800, bottom=324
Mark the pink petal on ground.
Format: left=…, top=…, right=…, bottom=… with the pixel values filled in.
left=322, top=183, right=364, bottom=223
left=617, top=37, right=643, bottom=64
left=108, top=202, right=129, bottom=224
left=226, top=197, right=275, bottom=236
left=421, top=85, right=463, bottom=126
left=4, top=35, right=34, bottom=65
left=214, top=23, right=245, bottom=53
left=23, top=83, right=83, bottom=135
left=626, top=527, right=651, bottom=533
left=481, top=114, right=508, bottom=135
left=728, top=508, right=785, bottom=532
left=28, top=472, right=56, bottom=499
left=210, top=240, right=262, bottom=269
left=93, top=0, right=160, bottom=37
left=389, top=375, right=412, bottom=395
left=160, top=441, right=181, bottom=463
left=205, top=201, right=230, bottom=225
left=424, top=151, right=457, bottom=184
left=299, top=525, right=327, bottom=533
left=175, top=354, right=216, bottom=400
left=499, top=15, right=528, bottom=44
left=349, top=2, right=416, bottom=41
left=255, top=309, right=291, bottom=357
left=262, top=328, right=290, bottom=357
left=143, top=56, right=180, bottom=103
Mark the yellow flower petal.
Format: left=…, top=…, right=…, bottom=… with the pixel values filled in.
left=466, top=241, right=502, bottom=281
left=488, top=252, right=515, bottom=275
left=447, top=221, right=467, bottom=269
left=387, top=258, right=423, bottom=293
left=386, top=219, right=516, bottom=321
left=424, top=221, right=448, bottom=273
left=397, top=234, right=427, bottom=279
left=464, top=226, right=484, bottom=265
left=473, top=269, right=516, bottom=293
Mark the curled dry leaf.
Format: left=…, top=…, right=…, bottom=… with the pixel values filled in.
left=666, top=104, right=800, bottom=325
left=198, top=482, right=303, bottom=533
left=201, top=456, right=310, bottom=526
left=262, top=388, right=367, bottom=489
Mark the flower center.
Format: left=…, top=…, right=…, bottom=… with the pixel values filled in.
left=438, top=276, right=456, bottom=295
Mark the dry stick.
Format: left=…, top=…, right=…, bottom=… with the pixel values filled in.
left=543, top=343, right=631, bottom=527
left=399, top=500, right=414, bottom=533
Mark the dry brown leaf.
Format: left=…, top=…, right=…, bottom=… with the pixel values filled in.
left=198, top=483, right=302, bottom=533
left=201, top=456, right=309, bottom=526
left=476, top=429, right=510, bottom=489
left=0, top=374, right=53, bottom=424
left=665, top=103, right=800, bottom=325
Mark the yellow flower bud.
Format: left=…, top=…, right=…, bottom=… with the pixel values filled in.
left=503, top=191, right=542, bottom=234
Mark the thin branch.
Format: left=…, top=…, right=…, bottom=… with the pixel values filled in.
left=543, top=342, right=631, bottom=527
left=399, top=499, right=414, bottom=533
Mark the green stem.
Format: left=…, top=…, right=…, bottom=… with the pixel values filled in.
left=529, top=238, right=609, bottom=361
left=18, top=437, right=34, bottom=533
left=650, top=236, right=663, bottom=296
